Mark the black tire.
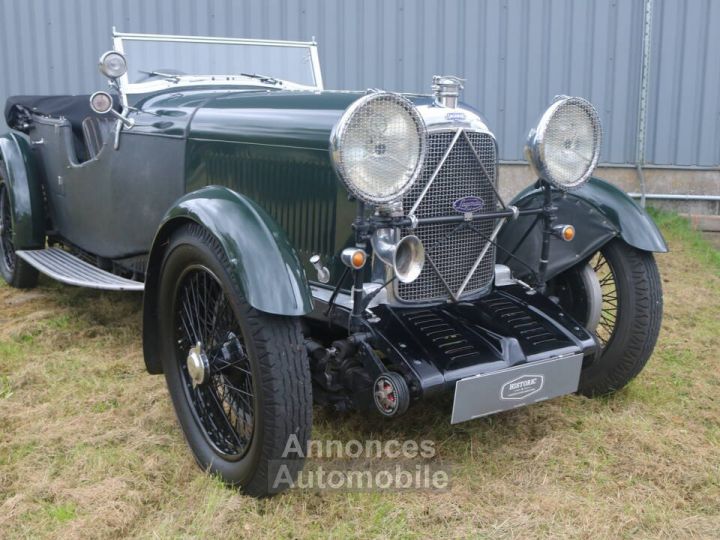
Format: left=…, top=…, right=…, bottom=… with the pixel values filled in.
left=551, top=239, right=663, bottom=396
left=157, top=223, right=312, bottom=497
left=0, top=177, right=39, bottom=289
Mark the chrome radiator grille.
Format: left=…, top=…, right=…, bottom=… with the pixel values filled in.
left=397, top=130, right=498, bottom=302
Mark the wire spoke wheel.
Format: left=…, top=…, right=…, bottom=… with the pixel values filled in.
left=550, top=239, right=663, bottom=396
left=0, top=184, right=16, bottom=273
left=158, top=224, right=312, bottom=495
left=174, top=266, right=255, bottom=459
left=589, top=251, right=618, bottom=348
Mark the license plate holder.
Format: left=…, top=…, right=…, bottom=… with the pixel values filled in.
left=451, top=353, right=583, bottom=424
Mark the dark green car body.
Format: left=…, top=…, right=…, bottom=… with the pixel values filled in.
left=5, top=88, right=363, bottom=313
left=2, top=85, right=666, bottom=314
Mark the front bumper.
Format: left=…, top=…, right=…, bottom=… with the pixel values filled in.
left=366, top=283, right=597, bottom=400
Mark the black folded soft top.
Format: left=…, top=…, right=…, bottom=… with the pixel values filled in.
left=4, top=94, right=120, bottom=133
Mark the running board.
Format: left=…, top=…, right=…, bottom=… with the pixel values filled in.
left=16, top=248, right=144, bottom=291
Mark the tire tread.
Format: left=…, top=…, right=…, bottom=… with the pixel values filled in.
left=578, top=239, right=663, bottom=396
left=161, top=223, right=311, bottom=497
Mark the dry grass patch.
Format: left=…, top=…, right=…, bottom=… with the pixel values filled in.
left=0, top=211, right=719, bottom=538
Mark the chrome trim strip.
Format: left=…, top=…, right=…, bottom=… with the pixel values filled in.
left=311, top=285, right=352, bottom=310
left=112, top=35, right=129, bottom=108
left=309, top=42, right=324, bottom=90
left=317, top=264, right=515, bottom=309
left=113, top=28, right=316, bottom=48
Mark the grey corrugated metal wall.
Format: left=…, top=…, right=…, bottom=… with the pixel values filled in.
left=0, top=0, right=717, bottom=167
left=646, top=0, right=720, bottom=166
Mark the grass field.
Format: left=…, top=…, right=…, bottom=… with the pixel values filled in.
left=0, top=210, right=718, bottom=538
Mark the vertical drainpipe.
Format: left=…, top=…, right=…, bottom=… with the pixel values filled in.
left=635, top=0, right=654, bottom=208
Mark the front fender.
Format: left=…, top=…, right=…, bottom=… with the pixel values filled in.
left=142, top=186, right=313, bottom=374
left=497, top=177, right=668, bottom=281
left=155, top=186, right=313, bottom=315
left=0, top=132, right=45, bottom=249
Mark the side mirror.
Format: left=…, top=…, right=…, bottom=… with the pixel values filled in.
left=98, top=51, right=127, bottom=79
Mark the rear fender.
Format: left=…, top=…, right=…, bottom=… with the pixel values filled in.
left=0, top=133, right=45, bottom=248
left=142, top=186, right=313, bottom=374
left=496, top=177, right=668, bottom=281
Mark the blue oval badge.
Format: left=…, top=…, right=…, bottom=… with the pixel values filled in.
left=452, top=196, right=485, bottom=214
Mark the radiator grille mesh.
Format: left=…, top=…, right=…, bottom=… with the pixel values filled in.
left=397, top=130, right=498, bottom=302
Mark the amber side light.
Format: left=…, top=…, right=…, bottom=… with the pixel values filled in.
left=341, top=247, right=368, bottom=270
left=563, top=225, right=575, bottom=241
left=352, top=251, right=366, bottom=268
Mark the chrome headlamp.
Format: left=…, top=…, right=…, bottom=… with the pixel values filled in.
left=99, top=51, right=128, bottom=79
left=330, top=92, right=427, bottom=204
left=526, top=96, right=602, bottom=190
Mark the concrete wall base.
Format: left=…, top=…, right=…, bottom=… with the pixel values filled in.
left=498, top=164, right=720, bottom=227
left=680, top=214, right=720, bottom=233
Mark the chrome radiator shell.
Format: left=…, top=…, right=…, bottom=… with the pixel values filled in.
left=394, top=105, right=500, bottom=304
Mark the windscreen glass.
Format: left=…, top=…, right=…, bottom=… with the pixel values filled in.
left=119, top=38, right=317, bottom=87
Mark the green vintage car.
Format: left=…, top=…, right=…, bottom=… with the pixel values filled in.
left=0, top=31, right=666, bottom=496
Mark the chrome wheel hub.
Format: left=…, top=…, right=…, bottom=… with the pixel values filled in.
left=186, top=342, right=209, bottom=387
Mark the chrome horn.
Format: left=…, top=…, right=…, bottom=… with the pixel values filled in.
left=371, top=228, right=425, bottom=284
